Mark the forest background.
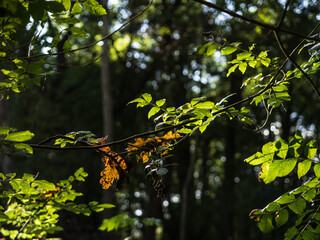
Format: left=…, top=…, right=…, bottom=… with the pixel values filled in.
left=1, top=0, right=320, bottom=240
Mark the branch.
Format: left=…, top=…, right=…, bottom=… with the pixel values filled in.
left=274, top=30, right=320, bottom=100
left=194, top=0, right=320, bottom=42
left=5, top=0, right=153, bottom=61
left=276, top=0, right=291, bottom=28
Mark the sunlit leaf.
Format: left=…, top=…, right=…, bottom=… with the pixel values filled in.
left=71, top=2, right=82, bottom=14
left=257, top=214, right=274, bottom=233
left=148, top=107, right=161, bottom=119
left=275, top=209, right=289, bottom=228
left=156, top=99, right=166, bottom=107
left=239, top=62, right=247, bottom=74
left=227, top=64, right=239, bottom=77
left=297, top=160, right=312, bottom=179
left=5, top=130, right=34, bottom=142
left=288, top=198, right=306, bottom=214
left=62, top=0, right=71, bottom=10
left=304, top=140, right=317, bottom=159
left=221, top=46, right=237, bottom=55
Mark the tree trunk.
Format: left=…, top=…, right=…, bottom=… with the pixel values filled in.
left=179, top=139, right=196, bottom=240
left=100, top=0, right=115, bottom=224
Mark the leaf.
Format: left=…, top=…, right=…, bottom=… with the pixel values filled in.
left=142, top=93, right=152, bottom=102
left=314, top=164, right=320, bottom=178
left=239, top=62, right=247, bottom=74
left=177, top=128, right=192, bottom=134
left=288, top=133, right=303, bottom=157
left=288, top=198, right=306, bottom=215
left=71, top=2, right=82, bottom=14
left=277, top=158, right=297, bottom=177
left=303, top=188, right=316, bottom=202
left=32, top=180, right=56, bottom=191
left=194, top=101, right=215, bottom=109
left=227, top=64, right=239, bottom=77
left=237, top=52, right=251, bottom=60
left=276, top=193, right=295, bottom=205
left=157, top=168, right=168, bottom=176
left=304, top=140, right=317, bottom=159
left=14, top=143, right=33, bottom=154
left=205, top=43, right=220, bottom=56
left=257, top=214, right=274, bottom=233
left=62, top=0, right=71, bottom=10
left=5, top=130, right=34, bottom=142
left=221, top=46, right=237, bottom=55
left=297, top=160, right=312, bottom=179
left=26, top=60, right=45, bottom=74
left=275, top=138, right=288, bottom=159
left=248, top=60, right=257, bottom=68
left=266, top=202, right=281, bottom=212
left=284, top=226, right=299, bottom=240
left=83, top=0, right=107, bottom=15
left=148, top=107, right=161, bottom=119
left=275, top=209, right=289, bottom=228
left=156, top=99, right=166, bottom=107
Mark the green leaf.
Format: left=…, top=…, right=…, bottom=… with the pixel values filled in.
left=32, top=180, right=56, bottom=191
left=244, top=152, right=267, bottom=165
left=157, top=168, right=168, bottom=176
left=14, top=143, right=33, bottom=154
left=71, top=2, right=82, bottom=14
left=239, top=62, right=247, bottom=74
left=83, top=0, right=107, bottom=15
left=205, top=43, right=220, bottom=56
left=248, top=60, right=257, bottom=68
left=314, top=164, right=320, bottom=178
left=197, top=42, right=211, bottom=54
left=221, top=46, right=237, bottom=55
left=288, top=133, right=303, bottom=157
left=62, top=0, right=71, bottom=10
left=297, top=160, right=312, bottom=179
left=303, top=188, right=316, bottom=202
left=5, top=130, right=34, bottom=142
left=148, top=107, right=161, bottom=119
left=177, top=128, right=192, bottom=134
left=288, top=198, right=306, bottom=215
left=276, top=193, right=295, bottom=205
left=266, top=202, right=281, bottom=212
left=26, top=60, right=45, bottom=74
left=156, top=99, right=166, bottom=107
left=237, top=52, right=251, bottom=60
left=275, top=209, right=289, bottom=228
left=277, top=158, right=297, bottom=177
left=284, top=226, right=299, bottom=240
left=63, top=39, right=72, bottom=52
left=194, top=101, right=215, bottom=109
left=257, top=214, right=274, bottom=233
left=227, top=64, right=239, bottom=77
left=304, top=140, right=317, bottom=159
left=275, top=138, right=288, bottom=159
left=142, top=93, right=152, bottom=102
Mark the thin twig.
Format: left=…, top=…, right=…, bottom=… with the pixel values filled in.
left=276, top=0, right=291, bottom=29
left=194, top=0, right=320, bottom=42
left=273, top=31, right=320, bottom=100
left=5, top=0, right=153, bottom=61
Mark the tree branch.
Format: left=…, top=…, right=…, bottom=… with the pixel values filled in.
left=273, top=30, right=320, bottom=100
left=5, top=0, right=153, bottom=61
left=194, top=0, right=320, bottom=42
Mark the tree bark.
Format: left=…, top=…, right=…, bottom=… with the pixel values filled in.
left=100, top=0, right=115, bottom=226
left=179, top=139, right=196, bottom=240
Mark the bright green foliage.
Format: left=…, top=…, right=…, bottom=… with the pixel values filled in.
left=246, top=135, right=320, bottom=238
left=99, top=212, right=134, bottom=232
left=0, top=168, right=113, bottom=239
left=129, top=93, right=255, bottom=135
left=0, top=0, right=106, bottom=98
